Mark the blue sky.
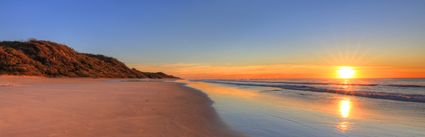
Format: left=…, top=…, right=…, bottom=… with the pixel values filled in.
left=1, top=0, right=424, bottom=70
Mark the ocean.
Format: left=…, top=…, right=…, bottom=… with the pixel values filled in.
left=183, top=78, right=425, bottom=137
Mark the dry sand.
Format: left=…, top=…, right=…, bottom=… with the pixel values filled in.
left=0, top=76, right=242, bottom=137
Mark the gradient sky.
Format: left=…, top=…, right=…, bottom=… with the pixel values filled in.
left=1, top=0, right=424, bottom=79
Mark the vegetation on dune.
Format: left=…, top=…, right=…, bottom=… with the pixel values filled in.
left=0, top=39, right=178, bottom=79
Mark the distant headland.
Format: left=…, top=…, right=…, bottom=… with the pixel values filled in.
left=0, top=39, right=178, bottom=79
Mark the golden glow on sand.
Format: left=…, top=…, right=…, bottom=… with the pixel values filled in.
left=337, top=66, right=356, bottom=79
left=339, top=99, right=352, bottom=118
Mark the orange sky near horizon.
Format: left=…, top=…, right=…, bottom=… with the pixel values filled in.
left=132, top=64, right=425, bottom=79
left=131, top=39, right=425, bottom=79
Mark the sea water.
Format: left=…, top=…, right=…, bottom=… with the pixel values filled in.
left=184, top=78, right=425, bottom=137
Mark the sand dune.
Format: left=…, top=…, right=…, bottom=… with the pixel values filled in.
left=0, top=77, right=241, bottom=137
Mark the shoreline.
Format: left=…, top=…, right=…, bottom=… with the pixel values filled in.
left=0, top=77, right=242, bottom=137
left=184, top=80, right=425, bottom=137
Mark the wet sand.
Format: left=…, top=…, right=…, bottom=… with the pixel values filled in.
left=0, top=76, right=241, bottom=137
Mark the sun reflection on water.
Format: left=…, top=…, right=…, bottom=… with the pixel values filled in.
left=337, top=121, right=350, bottom=132
left=337, top=98, right=352, bottom=132
left=339, top=99, right=351, bottom=118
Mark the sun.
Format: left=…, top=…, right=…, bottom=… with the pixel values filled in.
left=337, top=66, right=356, bottom=79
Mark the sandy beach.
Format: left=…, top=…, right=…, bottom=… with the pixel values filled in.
left=0, top=76, right=241, bottom=137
